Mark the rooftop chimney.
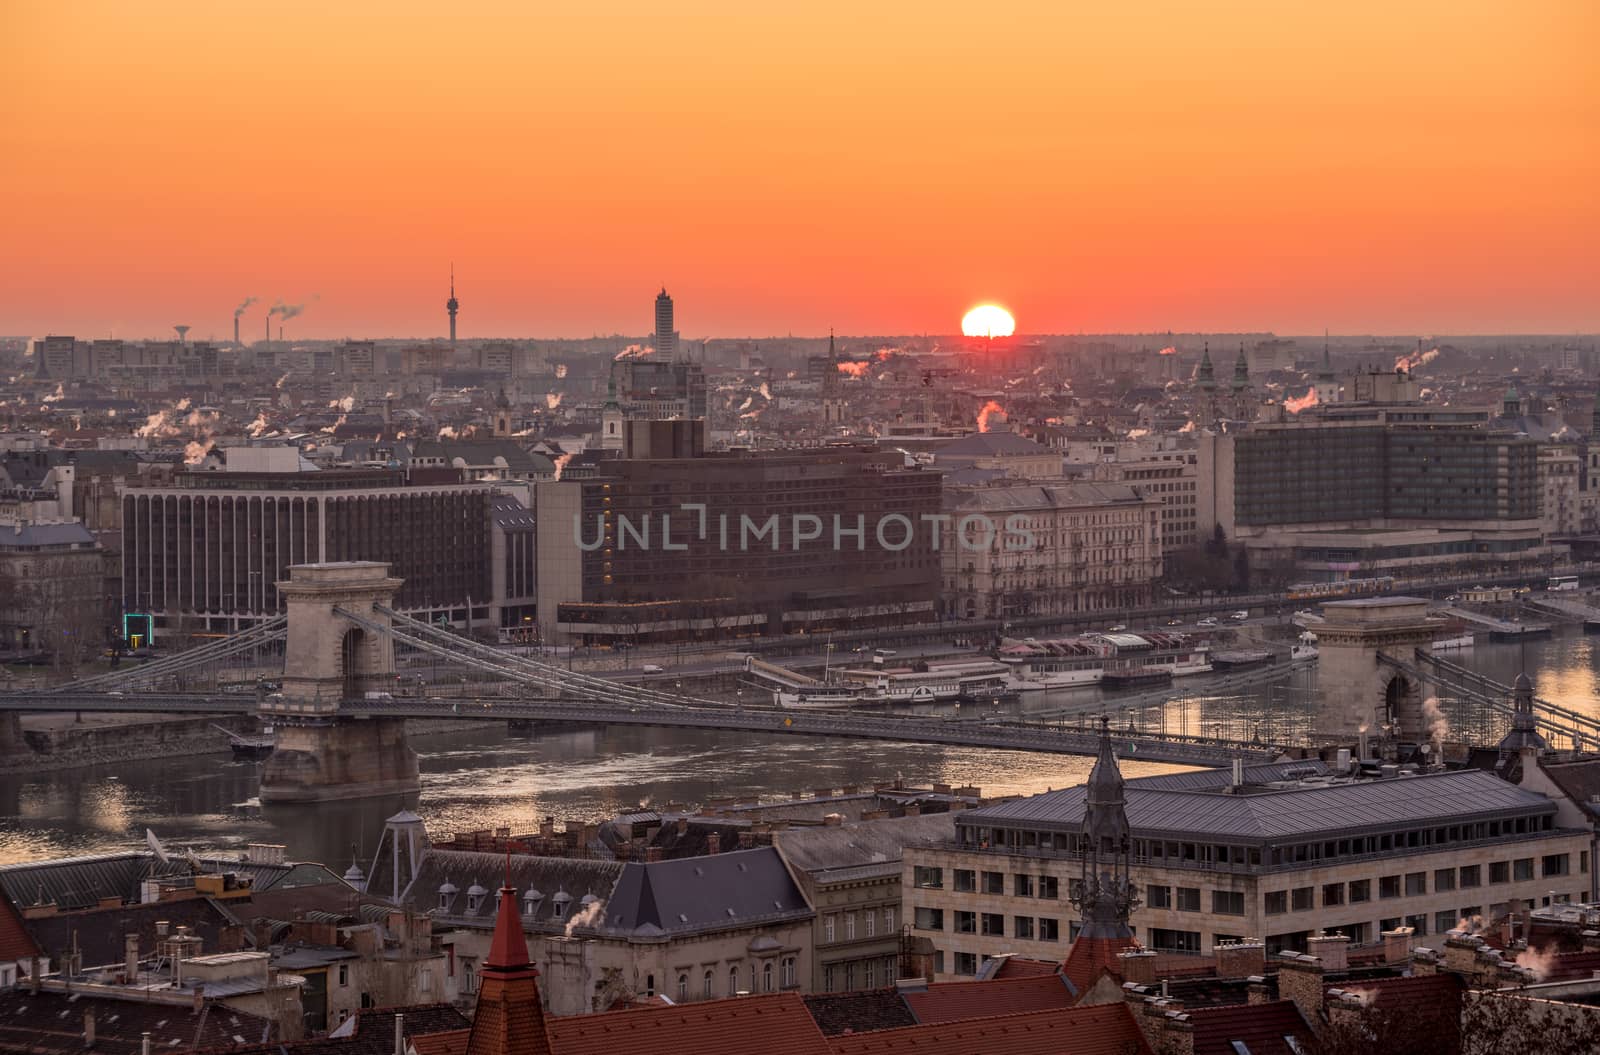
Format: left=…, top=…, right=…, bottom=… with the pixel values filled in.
left=83, top=1009, right=95, bottom=1048
left=125, top=933, right=139, bottom=979
left=394, top=1012, right=405, bottom=1055
left=706, top=833, right=721, bottom=855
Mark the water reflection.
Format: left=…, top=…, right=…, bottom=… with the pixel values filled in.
left=0, top=723, right=1190, bottom=868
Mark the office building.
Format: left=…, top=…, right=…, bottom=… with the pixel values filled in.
left=612, top=357, right=707, bottom=420
left=1197, top=395, right=1555, bottom=581
left=120, top=447, right=498, bottom=632
left=535, top=430, right=942, bottom=642
left=903, top=760, right=1591, bottom=976
left=654, top=287, right=678, bottom=360
left=1090, top=447, right=1199, bottom=554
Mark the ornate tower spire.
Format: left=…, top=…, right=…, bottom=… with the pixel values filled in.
left=465, top=884, right=553, bottom=1055
left=1195, top=343, right=1216, bottom=391
left=1072, top=716, right=1138, bottom=938
left=1231, top=342, right=1250, bottom=392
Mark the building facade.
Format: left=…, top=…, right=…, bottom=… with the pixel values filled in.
left=536, top=443, right=942, bottom=642
left=903, top=766, right=1591, bottom=978
left=121, top=459, right=495, bottom=632
left=941, top=482, right=1162, bottom=621
left=1091, top=449, right=1199, bottom=554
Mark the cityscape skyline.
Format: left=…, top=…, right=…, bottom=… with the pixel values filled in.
left=3, top=2, right=1596, bottom=339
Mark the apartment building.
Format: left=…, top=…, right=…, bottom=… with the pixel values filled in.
left=1091, top=449, right=1199, bottom=554
left=903, top=764, right=1591, bottom=978
left=941, top=482, right=1162, bottom=621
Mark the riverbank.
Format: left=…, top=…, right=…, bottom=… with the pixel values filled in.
left=0, top=714, right=500, bottom=774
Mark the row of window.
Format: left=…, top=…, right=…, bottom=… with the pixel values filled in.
left=822, top=907, right=894, bottom=943
left=913, top=908, right=1061, bottom=941
left=821, top=957, right=898, bottom=993
left=659, top=957, right=798, bottom=1002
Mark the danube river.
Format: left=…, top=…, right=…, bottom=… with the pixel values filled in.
left=0, top=623, right=1595, bottom=869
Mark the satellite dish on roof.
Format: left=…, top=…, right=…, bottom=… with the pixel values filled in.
left=146, top=828, right=171, bottom=865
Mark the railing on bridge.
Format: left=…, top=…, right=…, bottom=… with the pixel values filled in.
left=1379, top=650, right=1600, bottom=751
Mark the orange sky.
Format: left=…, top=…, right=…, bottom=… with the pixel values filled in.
left=2, top=1, right=1596, bottom=340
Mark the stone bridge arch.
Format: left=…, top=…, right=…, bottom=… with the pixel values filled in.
left=1312, top=597, right=1436, bottom=743
left=260, top=562, right=419, bottom=804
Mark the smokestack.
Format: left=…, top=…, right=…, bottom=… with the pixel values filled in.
left=279, top=324, right=284, bottom=342
left=234, top=316, right=240, bottom=346
left=265, top=314, right=270, bottom=345
left=141, top=1033, right=151, bottom=1055
left=125, top=933, right=139, bottom=979
left=394, top=1013, right=405, bottom=1055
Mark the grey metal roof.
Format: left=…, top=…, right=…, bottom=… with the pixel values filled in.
left=0, top=521, right=96, bottom=549
left=604, top=846, right=811, bottom=937
left=943, top=482, right=1145, bottom=513
left=399, top=849, right=624, bottom=926
left=772, top=813, right=956, bottom=878
left=963, top=769, right=1557, bottom=844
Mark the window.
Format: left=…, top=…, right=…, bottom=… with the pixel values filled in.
left=1015, top=874, right=1035, bottom=897
left=1435, top=869, right=1456, bottom=892
left=824, top=916, right=836, bottom=943
left=1349, top=879, right=1371, bottom=904
left=955, top=910, right=976, bottom=934
left=337, top=964, right=349, bottom=987
left=865, top=960, right=876, bottom=988
left=337, top=1009, right=349, bottom=1025
left=1460, top=865, right=1481, bottom=889
left=1176, top=887, right=1201, bottom=912
left=1039, top=918, right=1060, bottom=942
left=845, top=913, right=856, bottom=940
left=1148, top=885, right=1173, bottom=909
left=1265, top=891, right=1287, bottom=915
left=865, top=912, right=876, bottom=938
left=884, top=907, right=895, bottom=933
left=1322, top=883, right=1344, bottom=907
left=1292, top=887, right=1314, bottom=912
left=782, top=957, right=795, bottom=988
left=1514, top=858, right=1534, bottom=882
left=463, top=962, right=476, bottom=994
left=1404, top=872, right=1427, bottom=896
left=1435, top=911, right=1458, bottom=935
left=646, top=974, right=656, bottom=998
left=954, top=952, right=978, bottom=976
left=763, top=962, right=774, bottom=992
left=914, top=907, right=944, bottom=931
left=913, top=866, right=943, bottom=889
left=1380, top=875, right=1401, bottom=899
left=1149, top=928, right=1201, bottom=954
left=1490, top=861, right=1510, bottom=884
left=419, top=970, right=432, bottom=994
left=732, top=966, right=741, bottom=995
left=1213, top=891, right=1246, bottom=916
left=678, top=975, right=688, bottom=1002
left=982, top=871, right=1005, bottom=894
left=981, top=913, right=1005, bottom=936
left=953, top=869, right=976, bottom=892
left=1405, top=915, right=1427, bottom=936
left=1040, top=876, right=1060, bottom=899
left=704, top=970, right=714, bottom=999
left=1014, top=916, right=1035, bottom=940
left=1543, top=854, right=1570, bottom=877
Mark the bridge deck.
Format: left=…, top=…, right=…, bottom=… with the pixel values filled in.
left=0, top=692, right=1278, bottom=767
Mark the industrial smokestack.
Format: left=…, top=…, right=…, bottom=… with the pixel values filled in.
left=234, top=317, right=240, bottom=346
left=279, top=325, right=283, bottom=342
left=265, top=314, right=270, bottom=345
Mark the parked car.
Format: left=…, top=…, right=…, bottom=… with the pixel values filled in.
left=1230, top=610, right=1249, bottom=621
left=641, top=663, right=665, bottom=674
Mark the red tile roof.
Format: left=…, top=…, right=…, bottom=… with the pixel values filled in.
left=1189, top=1000, right=1313, bottom=1055
left=412, top=1031, right=469, bottom=1055
left=1061, top=933, right=1139, bottom=995
left=466, top=887, right=553, bottom=1055
left=1545, top=950, right=1600, bottom=983
left=545, top=992, right=834, bottom=1055
left=0, top=896, right=37, bottom=963
left=827, top=1002, right=1154, bottom=1055
left=991, top=956, right=1064, bottom=979
left=901, top=975, right=1074, bottom=1025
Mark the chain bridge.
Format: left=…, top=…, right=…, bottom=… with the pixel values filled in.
left=1, top=563, right=1289, bottom=801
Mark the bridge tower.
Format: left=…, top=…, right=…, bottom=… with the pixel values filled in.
left=259, top=562, right=421, bottom=804
left=1314, top=597, right=1437, bottom=743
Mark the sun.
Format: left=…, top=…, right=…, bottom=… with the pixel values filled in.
left=961, top=304, right=1015, bottom=338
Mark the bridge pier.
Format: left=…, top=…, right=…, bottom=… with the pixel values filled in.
left=1315, top=597, right=1436, bottom=743
left=258, top=562, right=422, bottom=804
left=260, top=717, right=419, bottom=804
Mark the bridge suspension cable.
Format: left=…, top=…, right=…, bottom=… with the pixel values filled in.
left=6, top=616, right=288, bottom=697
left=371, top=606, right=732, bottom=709
left=1379, top=650, right=1600, bottom=751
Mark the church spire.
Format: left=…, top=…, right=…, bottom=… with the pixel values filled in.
left=1063, top=716, right=1140, bottom=992
left=1195, top=343, right=1216, bottom=390
left=466, top=884, right=552, bottom=1055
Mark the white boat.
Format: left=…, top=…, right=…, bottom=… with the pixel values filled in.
left=774, top=688, right=871, bottom=710
left=837, top=660, right=1011, bottom=703
left=1431, top=633, right=1475, bottom=651
left=1291, top=631, right=1319, bottom=662
left=1000, top=631, right=1212, bottom=688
